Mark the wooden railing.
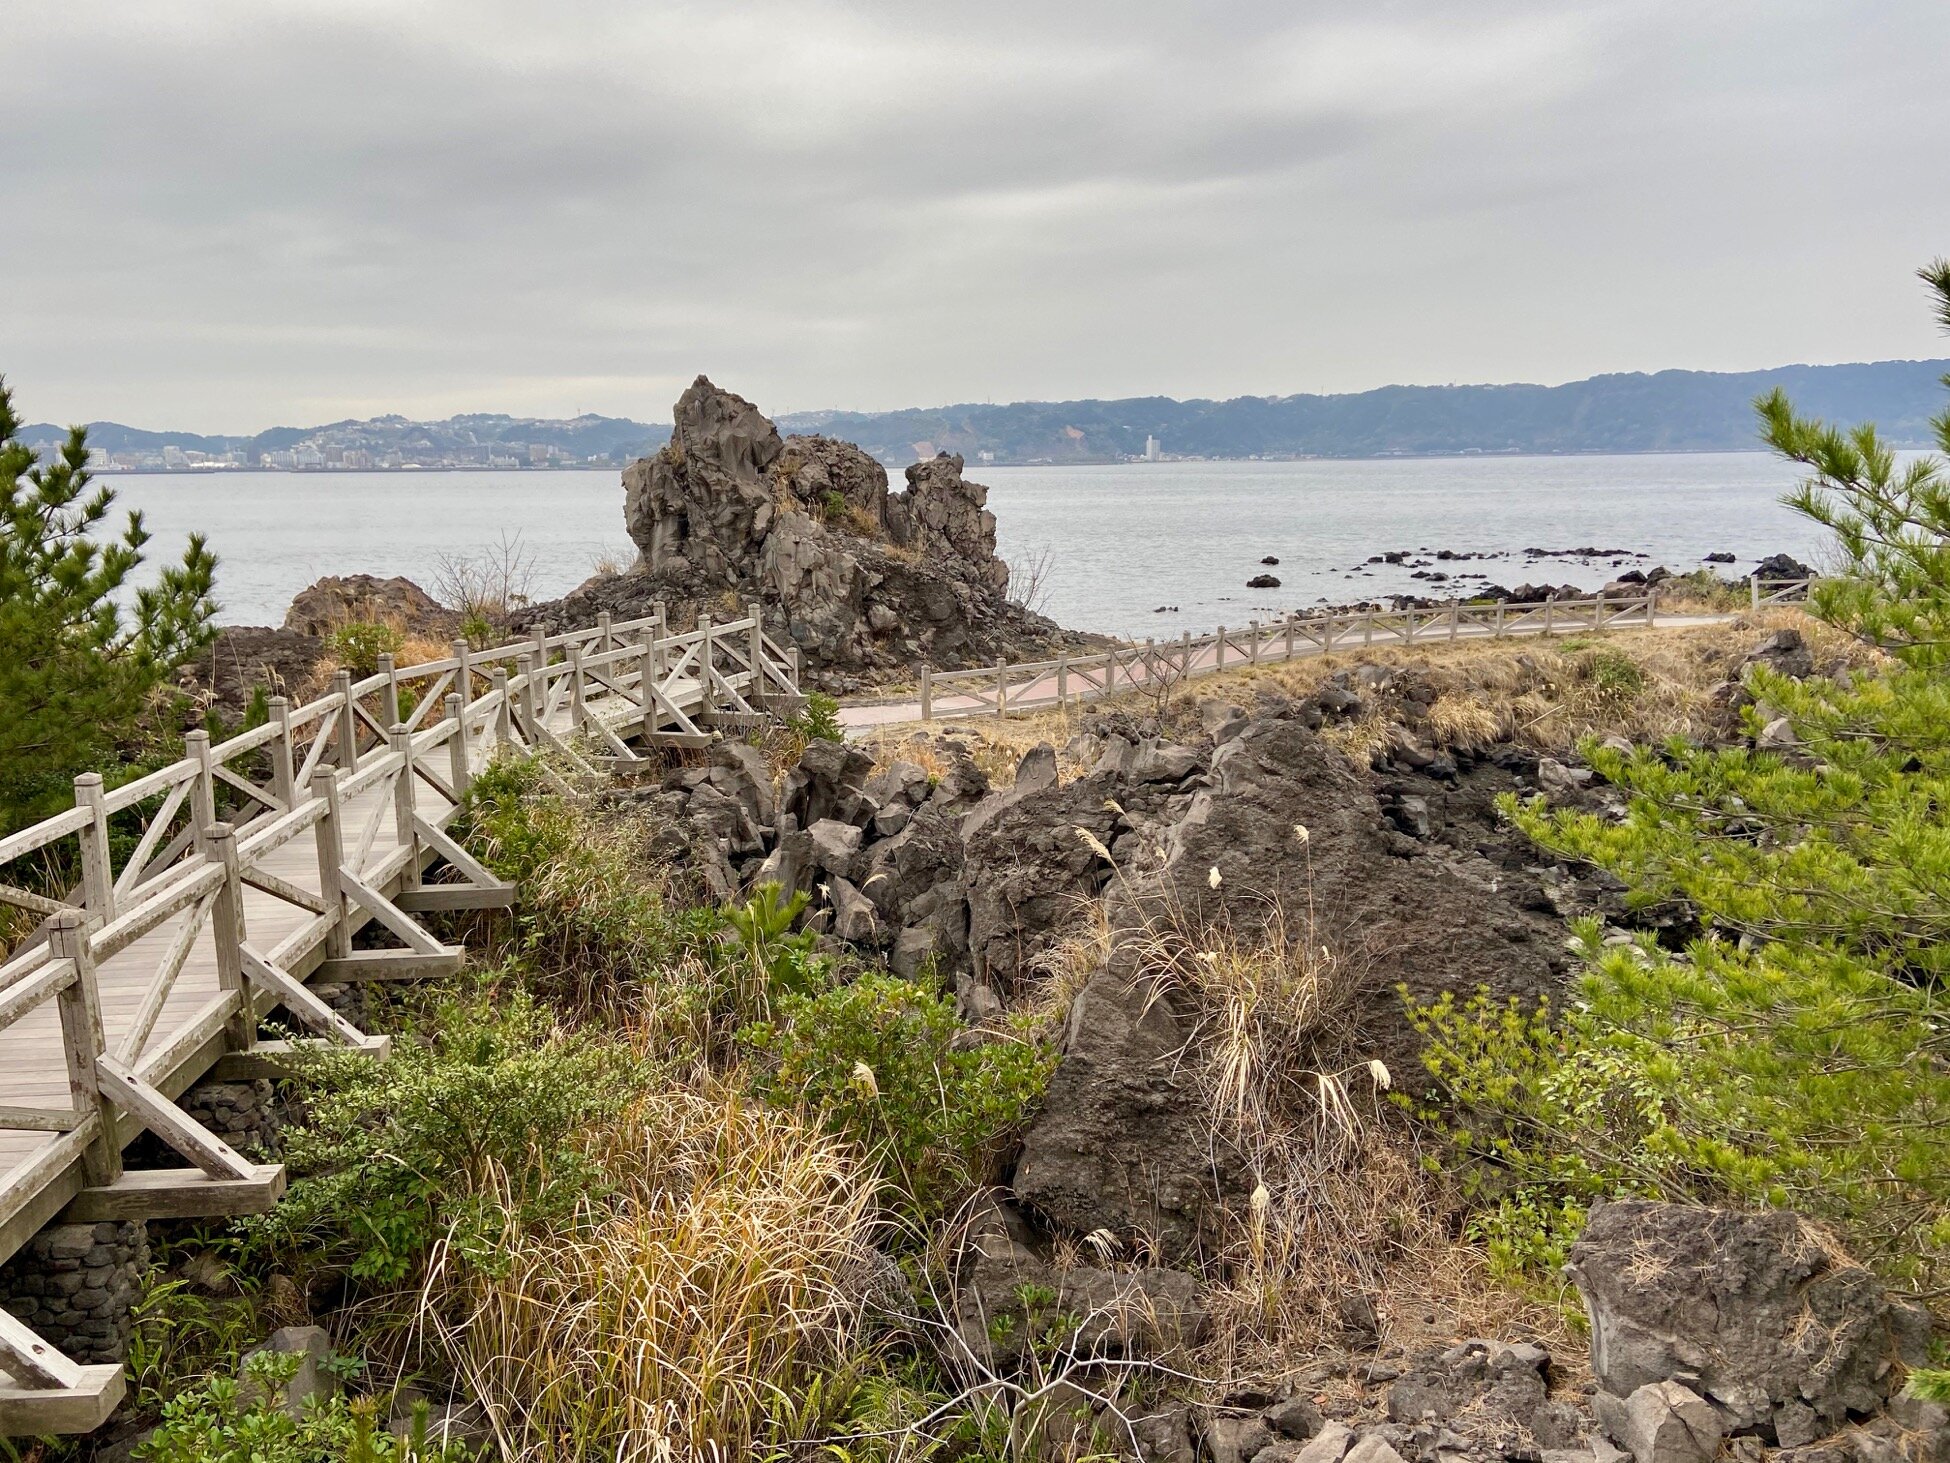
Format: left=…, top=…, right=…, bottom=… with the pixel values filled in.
left=916, top=578, right=1815, bottom=721
left=0, top=603, right=801, bottom=1425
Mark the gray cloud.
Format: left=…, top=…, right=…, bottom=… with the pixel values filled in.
left=4, top=0, right=1947, bottom=430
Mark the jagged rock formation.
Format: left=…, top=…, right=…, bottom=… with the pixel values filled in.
left=1570, top=1201, right=1932, bottom=1449
left=525, top=375, right=1084, bottom=689
left=618, top=627, right=1945, bottom=1462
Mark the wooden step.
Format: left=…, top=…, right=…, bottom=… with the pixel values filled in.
left=393, top=884, right=516, bottom=913
left=61, top=1163, right=286, bottom=1222
left=0, top=1365, right=125, bottom=1435
left=641, top=730, right=715, bottom=749
left=211, top=1033, right=392, bottom=1080
left=317, top=947, right=465, bottom=981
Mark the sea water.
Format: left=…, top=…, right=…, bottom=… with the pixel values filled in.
left=105, top=452, right=1828, bottom=640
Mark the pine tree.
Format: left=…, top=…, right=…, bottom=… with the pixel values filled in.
left=1418, top=262, right=1950, bottom=1287
left=0, top=378, right=219, bottom=830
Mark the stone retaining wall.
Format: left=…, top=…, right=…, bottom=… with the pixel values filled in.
left=0, top=1221, right=149, bottom=1364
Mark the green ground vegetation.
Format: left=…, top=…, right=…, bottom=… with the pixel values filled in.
left=1410, top=262, right=1950, bottom=1310
left=110, top=752, right=1053, bottom=1461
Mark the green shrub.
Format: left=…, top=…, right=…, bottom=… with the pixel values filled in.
left=139, top=1350, right=464, bottom=1462
left=250, top=987, right=642, bottom=1286
left=1412, top=262, right=1950, bottom=1291
left=742, top=973, right=1054, bottom=1215
left=328, top=620, right=405, bottom=677
left=461, top=756, right=689, bottom=1009
left=791, top=693, right=844, bottom=744
left=0, top=378, right=218, bottom=830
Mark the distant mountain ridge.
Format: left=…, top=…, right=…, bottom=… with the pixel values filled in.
left=23, top=357, right=1950, bottom=469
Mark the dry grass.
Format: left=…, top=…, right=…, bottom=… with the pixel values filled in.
left=1115, top=886, right=1584, bottom=1380
left=417, top=1082, right=879, bottom=1462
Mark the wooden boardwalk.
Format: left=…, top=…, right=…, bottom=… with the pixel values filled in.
left=0, top=606, right=801, bottom=1433
left=842, top=579, right=1814, bottom=730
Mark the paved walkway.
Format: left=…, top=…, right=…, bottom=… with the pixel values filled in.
left=840, top=610, right=1731, bottom=730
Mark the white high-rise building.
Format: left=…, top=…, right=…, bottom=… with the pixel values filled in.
left=1144, top=435, right=1161, bottom=462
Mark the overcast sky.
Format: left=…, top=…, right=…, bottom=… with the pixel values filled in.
left=5, top=1, right=1948, bottom=432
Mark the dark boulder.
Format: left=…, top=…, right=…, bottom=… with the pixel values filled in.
left=1567, top=1200, right=1932, bottom=1438
left=1012, top=971, right=1251, bottom=1257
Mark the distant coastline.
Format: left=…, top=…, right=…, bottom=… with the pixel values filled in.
left=27, top=355, right=1950, bottom=473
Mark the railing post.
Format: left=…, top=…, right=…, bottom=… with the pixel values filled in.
left=491, top=667, right=512, bottom=748
left=268, top=695, right=297, bottom=808
left=637, top=630, right=662, bottom=736
left=390, top=724, right=421, bottom=890
left=207, top=822, right=255, bottom=1054
left=445, top=695, right=471, bottom=803
left=1449, top=603, right=1459, bottom=641
left=1285, top=615, right=1296, bottom=660
left=452, top=638, right=474, bottom=716
left=568, top=645, right=589, bottom=730
left=378, top=652, right=401, bottom=729
left=1495, top=602, right=1506, bottom=637
left=1055, top=655, right=1067, bottom=710
left=1105, top=647, right=1117, bottom=696
left=995, top=660, right=1007, bottom=719
left=312, top=767, right=352, bottom=960
left=698, top=614, right=716, bottom=713
left=74, top=773, right=114, bottom=924
left=517, top=654, right=541, bottom=742
left=1750, top=574, right=1761, bottom=612
left=1215, top=627, right=1226, bottom=672
left=333, top=670, right=359, bottom=770
left=1248, top=621, right=1261, bottom=665
left=532, top=623, right=550, bottom=675
left=1646, top=589, right=1658, bottom=627
left=920, top=664, right=934, bottom=722
left=1143, top=639, right=1157, bottom=694
left=1363, top=607, right=1374, bottom=648
left=790, top=648, right=803, bottom=691
left=1181, top=631, right=1192, bottom=678
left=1544, top=599, right=1555, bottom=635
left=49, top=911, right=119, bottom=1186
left=597, top=611, right=612, bottom=654
left=748, top=601, right=766, bottom=693
left=185, top=730, right=218, bottom=855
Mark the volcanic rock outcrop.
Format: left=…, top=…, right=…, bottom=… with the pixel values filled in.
left=525, top=376, right=1082, bottom=689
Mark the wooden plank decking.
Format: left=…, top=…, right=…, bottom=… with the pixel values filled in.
left=0, top=604, right=802, bottom=1431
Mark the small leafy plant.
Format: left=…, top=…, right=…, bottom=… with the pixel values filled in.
left=328, top=619, right=406, bottom=677
left=743, top=973, right=1054, bottom=1215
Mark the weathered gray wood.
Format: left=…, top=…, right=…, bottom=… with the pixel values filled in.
left=239, top=946, right=369, bottom=1047
left=0, top=1306, right=83, bottom=1389
left=444, top=696, right=471, bottom=802
left=268, top=696, right=298, bottom=808
left=318, top=948, right=463, bottom=981
left=311, top=768, right=351, bottom=962
left=394, top=885, right=517, bottom=912
left=48, top=916, right=117, bottom=1189
left=93, top=1055, right=256, bottom=1182
left=0, top=1109, right=82, bottom=1133
left=333, top=671, right=359, bottom=769
left=212, top=1034, right=390, bottom=1080
left=62, top=1163, right=285, bottom=1222
left=207, top=825, right=256, bottom=1056
left=73, top=775, right=113, bottom=925
left=0, top=1363, right=125, bottom=1434
left=112, top=887, right=215, bottom=1067
left=337, top=868, right=446, bottom=954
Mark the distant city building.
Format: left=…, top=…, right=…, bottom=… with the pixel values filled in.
left=162, top=445, right=189, bottom=469
left=1144, top=435, right=1160, bottom=461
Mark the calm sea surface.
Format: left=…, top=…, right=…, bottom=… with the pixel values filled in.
left=106, top=453, right=1830, bottom=640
